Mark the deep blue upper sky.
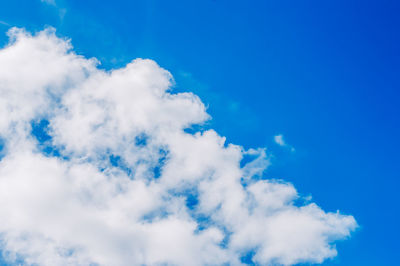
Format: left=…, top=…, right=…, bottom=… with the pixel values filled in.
left=1, top=0, right=399, bottom=265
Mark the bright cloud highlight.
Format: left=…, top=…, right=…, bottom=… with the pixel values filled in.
left=0, top=28, right=357, bottom=266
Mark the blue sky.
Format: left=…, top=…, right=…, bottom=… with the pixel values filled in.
left=0, top=0, right=399, bottom=265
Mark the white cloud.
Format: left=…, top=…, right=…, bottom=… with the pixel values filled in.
left=0, top=28, right=357, bottom=265
left=274, top=134, right=286, bottom=146
left=274, top=134, right=295, bottom=152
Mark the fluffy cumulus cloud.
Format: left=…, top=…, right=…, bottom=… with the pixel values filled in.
left=0, top=28, right=357, bottom=266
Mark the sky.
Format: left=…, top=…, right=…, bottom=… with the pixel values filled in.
left=0, top=0, right=399, bottom=265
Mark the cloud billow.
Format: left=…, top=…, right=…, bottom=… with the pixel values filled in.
left=0, top=28, right=356, bottom=266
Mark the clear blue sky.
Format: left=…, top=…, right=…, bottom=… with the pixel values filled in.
left=1, top=0, right=399, bottom=265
